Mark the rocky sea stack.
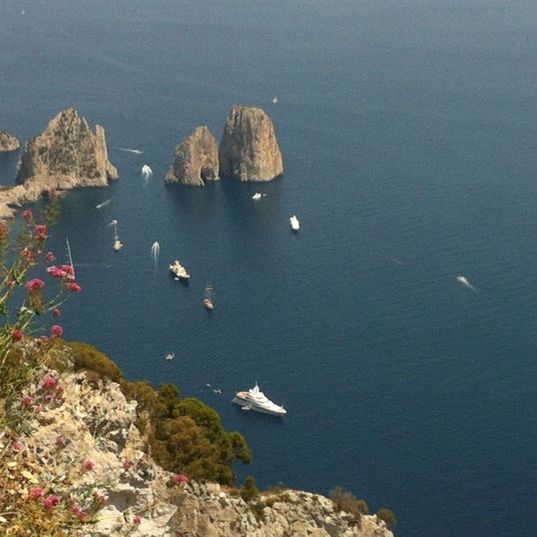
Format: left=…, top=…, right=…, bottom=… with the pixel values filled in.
left=165, top=126, right=219, bottom=186
left=219, top=105, right=283, bottom=182
left=0, top=130, right=20, bottom=152
left=17, top=108, right=118, bottom=190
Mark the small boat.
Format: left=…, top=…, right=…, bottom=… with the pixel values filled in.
left=252, top=192, right=262, bottom=200
left=141, top=164, right=153, bottom=179
left=289, top=215, right=300, bottom=231
left=232, top=383, right=287, bottom=416
left=111, top=220, right=123, bottom=251
left=203, top=286, right=215, bottom=310
left=165, top=352, right=175, bottom=361
left=272, top=96, right=278, bottom=104
left=169, top=260, right=190, bottom=280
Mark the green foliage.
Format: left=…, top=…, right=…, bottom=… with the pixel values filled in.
left=240, top=475, right=259, bottom=502
left=120, top=381, right=252, bottom=486
left=67, top=341, right=122, bottom=382
left=329, top=487, right=369, bottom=521
left=250, top=501, right=266, bottom=521
left=376, top=507, right=398, bottom=531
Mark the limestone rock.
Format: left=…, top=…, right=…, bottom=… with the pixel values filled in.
left=219, top=105, right=283, bottom=182
left=165, top=125, right=219, bottom=186
left=17, top=107, right=118, bottom=190
left=0, top=130, right=20, bottom=152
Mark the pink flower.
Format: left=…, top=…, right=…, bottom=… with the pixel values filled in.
left=25, top=278, right=45, bottom=291
left=50, top=324, right=63, bottom=337
left=60, top=264, right=74, bottom=276
left=69, top=282, right=82, bottom=293
left=77, top=511, right=90, bottom=523
left=42, top=494, right=60, bottom=509
left=55, top=435, right=65, bottom=447
left=82, top=458, right=96, bottom=472
left=21, top=395, right=33, bottom=408
left=47, top=266, right=64, bottom=278
left=22, top=209, right=33, bottom=222
left=133, top=514, right=142, bottom=525
left=34, top=224, right=47, bottom=240
left=122, top=459, right=133, bottom=471
left=21, top=248, right=36, bottom=262
left=29, top=487, right=45, bottom=500
left=172, top=473, right=189, bottom=485
left=12, top=441, right=23, bottom=452
left=11, top=329, right=23, bottom=341
left=71, top=503, right=82, bottom=516
left=45, top=251, right=56, bottom=263
left=53, top=308, right=61, bottom=317
left=41, top=374, right=58, bottom=390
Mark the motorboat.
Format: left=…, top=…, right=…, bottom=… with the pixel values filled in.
left=169, top=260, right=190, bottom=280
left=165, top=352, right=175, bottom=361
left=289, top=215, right=300, bottom=231
left=252, top=192, right=262, bottom=200
left=111, top=220, right=123, bottom=251
left=203, top=286, right=215, bottom=310
left=232, top=383, right=287, bottom=416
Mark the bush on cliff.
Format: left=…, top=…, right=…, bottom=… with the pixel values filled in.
left=376, top=507, right=398, bottom=531
left=329, top=487, right=369, bottom=523
left=67, top=341, right=122, bottom=382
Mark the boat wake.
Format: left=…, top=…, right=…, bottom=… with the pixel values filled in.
left=457, top=275, right=476, bottom=292
left=141, top=164, right=153, bottom=180
left=96, top=197, right=113, bottom=209
left=116, top=147, right=143, bottom=155
left=151, top=241, right=160, bottom=266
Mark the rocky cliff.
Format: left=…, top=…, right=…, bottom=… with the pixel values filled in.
left=165, top=126, right=219, bottom=186
left=0, top=130, right=20, bottom=152
left=0, top=343, right=393, bottom=537
left=17, top=108, right=118, bottom=190
left=219, top=105, right=283, bottom=182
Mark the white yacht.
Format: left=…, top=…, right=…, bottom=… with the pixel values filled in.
left=169, top=260, right=190, bottom=280
left=289, top=215, right=300, bottom=231
left=232, top=383, right=287, bottom=416
left=252, top=192, right=263, bottom=200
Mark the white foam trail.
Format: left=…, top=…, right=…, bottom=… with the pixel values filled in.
left=151, top=241, right=160, bottom=265
left=456, top=275, right=476, bottom=292
left=96, top=197, right=113, bottom=209
left=272, top=96, right=278, bottom=104
left=141, top=164, right=153, bottom=180
left=117, top=147, right=143, bottom=154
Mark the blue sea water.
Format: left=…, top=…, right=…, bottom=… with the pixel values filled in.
left=2, top=1, right=537, bottom=535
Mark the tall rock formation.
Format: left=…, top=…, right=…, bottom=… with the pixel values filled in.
left=17, top=108, right=118, bottom=190
left=165, top=126, right=219, bottom=186
left=0, top=130, right=20, bottom=152
left=219, top=105, right=283, bottom=182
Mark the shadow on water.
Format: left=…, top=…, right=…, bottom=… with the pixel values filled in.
left=0, top=150, right=21, bottom=186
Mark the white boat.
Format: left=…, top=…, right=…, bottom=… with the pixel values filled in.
left=232, top=383, right=287, bottom=416
left=203, top=285, right=215, bottom=310
left=169, top=260, right=190, bottom=280
left=111, top=220, right=123, bottom=251
left=289, top=215, right=300, bottom=231
left=252, top=192, right=262, bottom=200
left=165, top=352, right=175, bottom=361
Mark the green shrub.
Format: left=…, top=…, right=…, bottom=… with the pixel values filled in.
left=329, top=487, right=368, bottom=520
left=240, top=475, right=259, bottom=502
left=376, top=508, right=398, bottom=531
left=250, top=501, right=266, bottom=521
left=67, top=342, right=122, bottom=382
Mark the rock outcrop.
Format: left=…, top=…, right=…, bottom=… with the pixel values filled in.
left=219, top=105, right=283, bottom=182
left=17, top=108, right=118, bottom=190
left=165, top=126, right=219, bottom=186
left=0, top=130, right=20, bottom=152
left=0, top=343, right=393, bottom=537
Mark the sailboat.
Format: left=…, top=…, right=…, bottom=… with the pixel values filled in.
left=111, top=220, right=123, bottom=251
left=203, top=285, right=215, bottom=310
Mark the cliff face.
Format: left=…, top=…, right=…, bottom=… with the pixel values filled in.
left=165, top=126, right=219, bottom=186
left=219, top=105, right=283, bottom=182
left=1, top=347, right=393, bottom=537
left=17, top=108, right=118, bottom=190
left=0, top=130, right=20, bottom=152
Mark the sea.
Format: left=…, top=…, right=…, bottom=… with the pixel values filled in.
left=1, top=2, right=537, bottom=535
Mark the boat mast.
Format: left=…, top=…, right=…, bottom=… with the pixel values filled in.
left=66, top=238, right=76, bottom=280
